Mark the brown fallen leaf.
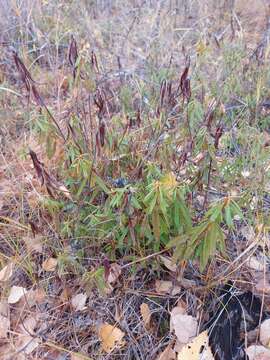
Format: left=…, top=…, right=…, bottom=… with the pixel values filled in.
left=159, top=256, right=177, bottom=272
left=0, top=301, right=9, bottom=316
left=155, top=280, right=181, bottom=296
left=107, top=263, right=122, bottom=284
left=177, top=331, right=214, bottom=359
left=22, top=234, right=43, bottom=254
left=23, top=287, right=46, bottom=308
left=71, top=293, right=87, bottom=311
left=16, top=315, right=40, bottom=355
left=170, top=306, right=197, bottom=344
left=0, top=344, right=21, bottom=360
left=140, top=303, right=151, bottom=329
left=102, top=263, right=122, bottom=295
left=260, top=319, right=270, bottom=346
left=0, top=263, right=14, bottom=282
left=98, top=322, right=125, bottom=353
left=42, top=257, right=57, bottom=272
left=170, top=303, right=186, bottom=320
left=156, top=345, right=176, bottom=360
left=8, top=286, right=27, bottom=304
left=255, top=277, right=270, bottom=295
left=58, top=184, right=72, bottom=200
left=71, top=353, right=89, bottom=360
left=174, top=340, right=185, bottom=353
left=247, top=328, right=260, bottom=344
left=0, top=313, right=10, bottom=338
left=248, top=256, right=265, bottom=272
left=246, top=345, right=270, bottom=360
left=60, top=288, right=71, bottom=303
left=240, top=225, right=255, bottom=241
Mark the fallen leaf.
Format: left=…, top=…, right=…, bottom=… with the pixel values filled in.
left=177, top=331, right=214, bottom=359
left=0, top=313, right=10, bottom=338
left=0, top=301, right=8, bottom=316
left=174, top=340, right=185, bottom=353
left=107, top=263, right=122, bottom=284
left=140, top=303, right=151, bottom=329
left=248, top=328, right=260, bottom=343
left=0, top=263, right=14, bottom=282
left=58, top=184, right=72, bottom=200
left=256, top=354, right=270, bottom=360
left=248, top=256, right=265, bottom=272
left=155, top=280, right=181, bottom=296
left=8, top=286, right=27, bottom=304
left=16, top=315, right=40, bottom=355
left=16, top=334, right=40, bottom=355
left=176, top=276, right=196, bottom=289
left=246, top=345, right=270, bottom=360
left=156, top=345, right=176, bottom=360
left=42, top=257, right=57, bottom=272
left=169, top=304, right=186, bottom=327
left=103, top=283, right=114, bottom=295
left=114, top=303, right=121, bottom=323
left=170, top=307, right=197, bottom=344
left=0, top=344, right=19, bottom=360
left=159, top=256, right=177, bottom=272
left=24, top=287, right=46, bottom=308
left=255, top=277, right=270, bottom=295
left=19, top=315, right=37, bottom=334
left=22, top=235, right=43, bottom=253
left=98, top=322, right=125, bottom=353
left=71, top=353, right=89, bottom=360
left=60, top=288, right=71, bottom=303
left=240, top=225, right=255, bottom=241
left=260, top=319, right=270, bottom=346
left=71, top=293, right=87, bottom=311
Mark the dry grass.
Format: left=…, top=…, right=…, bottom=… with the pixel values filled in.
left=1, top=1, right=270, bottom=359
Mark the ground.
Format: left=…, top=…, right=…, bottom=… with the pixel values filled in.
left=1, top=1, right=270, bottom=359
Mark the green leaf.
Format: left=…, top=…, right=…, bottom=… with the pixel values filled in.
left=117, top=227, right=129, bottom=249
left=172, top=243, right=186, bottom=261
left=167, top=235, right=189, bottom=248
left=144, top=187, right=155, bottom=203
left=173, top=201, right=181, bottom=230
left=224, top=204, right=233, bottom=228
left=217, top=226, right=226, bottom=255
left=208, top=222, right=218, bottom=255
left=146, top=192, right=158, bottom=214
left=159, top=187, right=169, bottom=224
left=189, top=221, right=209, bottom=245
left=131, top=196, right=142, bottom=209
left=152, top=208, right=161, bottom=250
left=208, top=203, right=223, bottom=222
left=93, top=174, right=110, bottom=194
left=76, top=176, right=88, bottom=197
left=230, top=200, right=243, bottom=218
left=178, top=200, right=192, bottom=231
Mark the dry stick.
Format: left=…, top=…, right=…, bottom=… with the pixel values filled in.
left=45, top=341, right=93, bottom=360
left=255, top=234, right=267, bottom=347
left=121, top=249, right=167, bottom=270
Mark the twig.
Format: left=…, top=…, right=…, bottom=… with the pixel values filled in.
left=121, top=249, right=167, bottom=269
